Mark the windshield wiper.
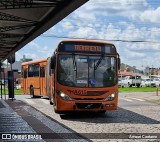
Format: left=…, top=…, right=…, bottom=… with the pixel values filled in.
left=72, top=54, right=77, bottom=78
left=94, top=55, right=104, bottom=70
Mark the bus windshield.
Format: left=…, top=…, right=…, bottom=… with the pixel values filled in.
left=58, top=54, right=117, bottom=88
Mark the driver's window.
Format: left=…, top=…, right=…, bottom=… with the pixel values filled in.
left=58, top=55, right=74, bottom=82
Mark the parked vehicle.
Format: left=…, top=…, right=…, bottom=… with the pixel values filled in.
left=118, top=78, right=124, bottom=87
left=0, top=80, right=8, bottom=85
left=122, top=75, right=141, bottom=87
left=141, top=78, right=151, bottom=87
left=150, top=78, right=160, bottom=87
left=145, top=78, right=152, bottom=87
left=141, top=79, right=146, bottom=87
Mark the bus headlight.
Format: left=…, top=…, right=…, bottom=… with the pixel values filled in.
left=105, top=93, right=116, bottom=101
left=59, top=92, right=73, bottom=101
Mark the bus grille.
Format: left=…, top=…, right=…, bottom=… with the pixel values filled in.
left=76, top=103, right=101, bottom=109
left=73, top=98, right=103, bottom=100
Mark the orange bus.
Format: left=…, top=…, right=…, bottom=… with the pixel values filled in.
left=21, top=40, right=120, bottom=113
left=21, top=58, right=48, bottom=98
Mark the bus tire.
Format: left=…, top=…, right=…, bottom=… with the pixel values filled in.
left=128, top=83, right=132, bottom=87
left=49, top=94, right=54, bottom=105
left=54, top=108, right=58, bottom=113
left=137, top=84, right=140, bottom=88
left=30, top=87, right=35, bottom=98
left=50, top=100, right=53, bottom=105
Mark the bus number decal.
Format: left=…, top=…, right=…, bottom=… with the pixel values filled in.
left=68, top=89, right=87, bottom=95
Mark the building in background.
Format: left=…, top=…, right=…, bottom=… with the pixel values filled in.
left=1, top=55, right=33, bottom=83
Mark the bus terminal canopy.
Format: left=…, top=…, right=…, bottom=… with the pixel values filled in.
left=0, top=0, right=88, bottom=62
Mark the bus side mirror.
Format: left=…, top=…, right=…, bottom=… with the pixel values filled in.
left=50, top=56, right=55, bottom=69
left=118, top=58, right=121, bottom=70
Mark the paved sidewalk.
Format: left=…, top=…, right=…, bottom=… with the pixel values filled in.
left=120, top=92, right=160, bottom=104
left=0, top=98, right=89, bottom=142
left=0, top=99, right=43, bottom=141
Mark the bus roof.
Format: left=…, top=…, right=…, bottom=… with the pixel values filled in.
left=21, top=58, right=48, bottom=66
left=58, top=39, right=114, bottom=45
left=56, top=39, right=117, bottom=54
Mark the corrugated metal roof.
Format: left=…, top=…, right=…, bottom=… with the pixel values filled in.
left=0, top=0, right=88, bottom=62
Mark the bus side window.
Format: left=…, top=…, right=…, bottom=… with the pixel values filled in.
left=34, top=64, right=40, bottom=77
left=40, top=67, right=45, bottom=77
left=21, top=67, right=24, bottom=77
left=50, top=55, right=56, bottom=75
left=28, top=65, right=34, bottom=77
left=24, top=70, right=27, bottom=78
left=49, top=60, right=51, bottom=76
left=50, top=55, right=56, bottom=70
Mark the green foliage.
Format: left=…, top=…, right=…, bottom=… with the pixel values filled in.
left=119, top=87, right=157, bottom=92
left=1, top=89, right=21, bottom=95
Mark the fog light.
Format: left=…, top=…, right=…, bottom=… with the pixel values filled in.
left=105, top=104, right=114, bottom=107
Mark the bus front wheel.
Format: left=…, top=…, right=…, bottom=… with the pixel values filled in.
left=50, top=100, right=53, bottom=105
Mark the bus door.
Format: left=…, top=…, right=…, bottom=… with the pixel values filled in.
left=21, top=68, right=27, bottom=94
left=40, top=66, right=46, bottom=96
left=32, top=64, right=40, bottom=95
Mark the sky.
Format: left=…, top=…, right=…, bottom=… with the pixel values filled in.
left=15, top=0, right=160, bottom=70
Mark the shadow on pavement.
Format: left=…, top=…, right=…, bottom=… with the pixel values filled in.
left=60, top=107, right=160, bottom=124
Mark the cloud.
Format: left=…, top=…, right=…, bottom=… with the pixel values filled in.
left=136, top=7, right=160, bottom=23
left=15, top=52, right=23, bottom=61
left=19, top=53, right=40, bottom=60
left=125, top=42, right=160, bottom=52
left=28, top=42, right=40, bottom=49
left=72, top=0, right=149, bottom=21
left=15, top=0, right=160, bottom=69
left=69, top=27, right=98, bottom=39
left=38, top=46, right=49, bottom=53
left=62, top=21, right=74, bottom=30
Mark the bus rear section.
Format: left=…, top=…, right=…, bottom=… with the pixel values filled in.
left=21, top=58, right=48, bottom=98
left=50, top=40, right=120, bottom=113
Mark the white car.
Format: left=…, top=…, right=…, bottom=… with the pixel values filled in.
left=145, top=79, right=151, bottom=87
left=150, top=78, right=160, bottom=87
left=122, top=76, right=141, bottom=87
left=118, top=78, right=124, bottom=87
left=141, top=78, right=151, bottom=87
left=141, top=79, right=146, bottom=87
left=15, top=84, right=21, bottom=90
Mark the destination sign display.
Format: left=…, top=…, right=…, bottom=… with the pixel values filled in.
left=58, top=41, right=116, bottom=54
left=74, top=45, right=102, bottom=52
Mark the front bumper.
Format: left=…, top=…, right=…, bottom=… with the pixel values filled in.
left=55, top=95, right=118, bottom=111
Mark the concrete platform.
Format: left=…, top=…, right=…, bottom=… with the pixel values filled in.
left=0, top=97, right=89, bottom=142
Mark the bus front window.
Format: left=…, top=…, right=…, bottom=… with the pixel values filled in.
left=58, top=54, right=116, bottom=88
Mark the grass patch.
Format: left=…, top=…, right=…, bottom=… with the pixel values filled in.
left=14, top=89, right=22, bottom=95
left=119, top=87, right=157, bottom=92
left=0, top=89, right=22, bottom=95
